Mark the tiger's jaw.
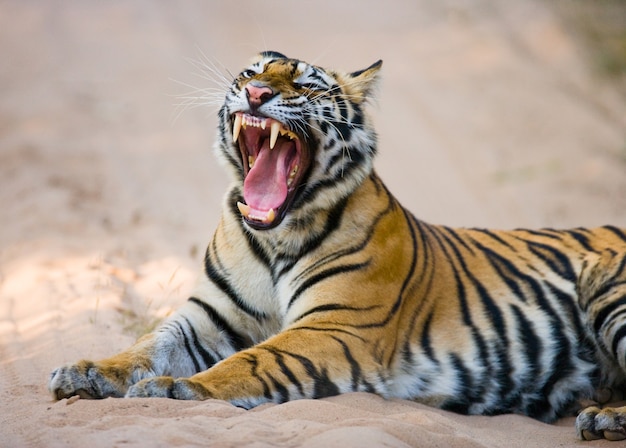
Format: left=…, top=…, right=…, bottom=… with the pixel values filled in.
left=232, top=112, right=309, bottom=230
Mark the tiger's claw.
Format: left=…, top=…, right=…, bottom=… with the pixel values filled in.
left=48, top=361, right=126, bottom=400
left=576, top=406, right=626, bottom=441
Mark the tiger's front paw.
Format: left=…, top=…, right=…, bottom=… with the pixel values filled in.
left=49, top=360, right=126, bottom=400
left=576, top=406, right=626, bottom=441
left=126, top=377, right=211, bottom=400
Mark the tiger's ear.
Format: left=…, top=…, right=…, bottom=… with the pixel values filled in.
left=345, top=60, right=383, bottom=101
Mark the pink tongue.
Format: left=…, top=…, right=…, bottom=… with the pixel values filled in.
left=243, top=139, right=292, bottom=212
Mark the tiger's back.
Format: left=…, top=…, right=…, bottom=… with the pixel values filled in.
left=48, top=52, right=626, bottom=442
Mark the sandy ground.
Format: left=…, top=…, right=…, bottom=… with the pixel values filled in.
left=1, top=1, right=625, bottom=447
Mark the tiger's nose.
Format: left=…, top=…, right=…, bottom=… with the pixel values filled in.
left=245, top=83, right=276, bottom=109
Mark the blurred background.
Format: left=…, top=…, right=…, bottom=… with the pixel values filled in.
left=0, top=0, right=624, bottom=333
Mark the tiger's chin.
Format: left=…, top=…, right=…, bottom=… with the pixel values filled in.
left=232, top=112, right=310, bottom=230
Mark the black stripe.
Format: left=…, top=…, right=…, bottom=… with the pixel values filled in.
left=351, top=207, right=420, bottom=330
left=593, top=295, right=626, bottom=334
left=514, top=228, right=562, bottom=241
left=266, top=373, right=290, bottom=403
left=420, top=311, right=438, bottom=364
left=243, top=227, right=273, bottom=269
left=533, top=284, right=575, bottom=420
left=173, top=321, right=201, bottom=373
left=510, top=304, right=542, bottom=386
left=410, top=213, right=435, bottom=281
left=294, top=303, right=380, bottom=322
left=603, top=225, right=626, bottom=243
left=287, top=261, right=371, bottom=309
left=203, top=252, right=267, bottom=320
left=291, top=172, right=361, bottom=218
left=263, top=347, right=304, bottom=396
left=429, top=229, right=472, bottom=326
left=441, top=226, right=475, bottom=255
left=287, top=60, right=298, bottom=78
left=440, top=230, right=509, bottom=344
left=565, top=228, right=594, bottom=251
left=400, top=214, right=436, bottom=358
left=183, top=317, right=218, bottom=370
left=438, top=227, right=518, bottom=403
left=326, top=143, right=356, bottom=172
left=270, top=347, right=340, bottom=399
left=476, top=243, right=527, bottom=301
left=259, top=50, right=288, bottom=60
left=611, top=321, right=626, bottom=358
left=584, top=280, right=626, bottom=310
left=296, top=210, right=393, bottom=279
left=547, top=283, right=588, bottom=345
left=330, top=336, right=362, bottom=391
left=285, top=325, right=367, bottom=342
left=441, top=354, right=473, bottom=414
left=276, top=195, right=350, bottom=276
left=312, top=368, right=340, bottom=398
left=469, top=276, right=512, bottom=400
left=429, top=228, right=491, bottom=393
left=243, top=353, right=272, bottom=401
left=526, top=241, right=576, bottom=282
left=470, top=228, right=516, bottom=251
left=291, top=190, right=393, bottom=284
left=617, top=254, right=626, bottom=276
left=188, top=297, right=250, bottom=351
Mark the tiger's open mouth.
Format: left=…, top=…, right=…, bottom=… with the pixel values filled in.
left=232, top=112, right=308, bottom=230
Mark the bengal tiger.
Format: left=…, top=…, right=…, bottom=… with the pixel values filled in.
left=49, top=51, right=626, bottom=441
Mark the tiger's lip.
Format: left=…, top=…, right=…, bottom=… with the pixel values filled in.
left=231, top=112, right=308, bottom=230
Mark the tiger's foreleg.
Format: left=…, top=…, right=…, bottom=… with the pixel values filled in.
left=49, top=332, right=164, bottom=400
left=576, top=250, right=626, bottom=441
left=127, top=326, right=383, bottom=408
left=48, top=302, right=244, bottom=400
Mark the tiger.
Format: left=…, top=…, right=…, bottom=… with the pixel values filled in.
left=49, top=51, right=626, bottom=441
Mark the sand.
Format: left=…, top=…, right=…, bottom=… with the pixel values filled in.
left=1, top=1, right=625, bottom=447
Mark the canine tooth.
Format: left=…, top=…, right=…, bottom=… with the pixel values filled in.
left=237, top=202, right=251, bottom=218
left=266, top=208, right=275, bottom=223
left=233, top=114, right=242, bottom=143
left=269, top=121, right=280, bottom=149
left=248, top=156, right=255, bottom=168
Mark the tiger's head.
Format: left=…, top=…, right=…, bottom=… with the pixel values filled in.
left=217, top=52, right=382, bottom=231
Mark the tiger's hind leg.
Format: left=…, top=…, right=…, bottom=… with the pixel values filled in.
left=576, top=250, right=626, bottom=441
